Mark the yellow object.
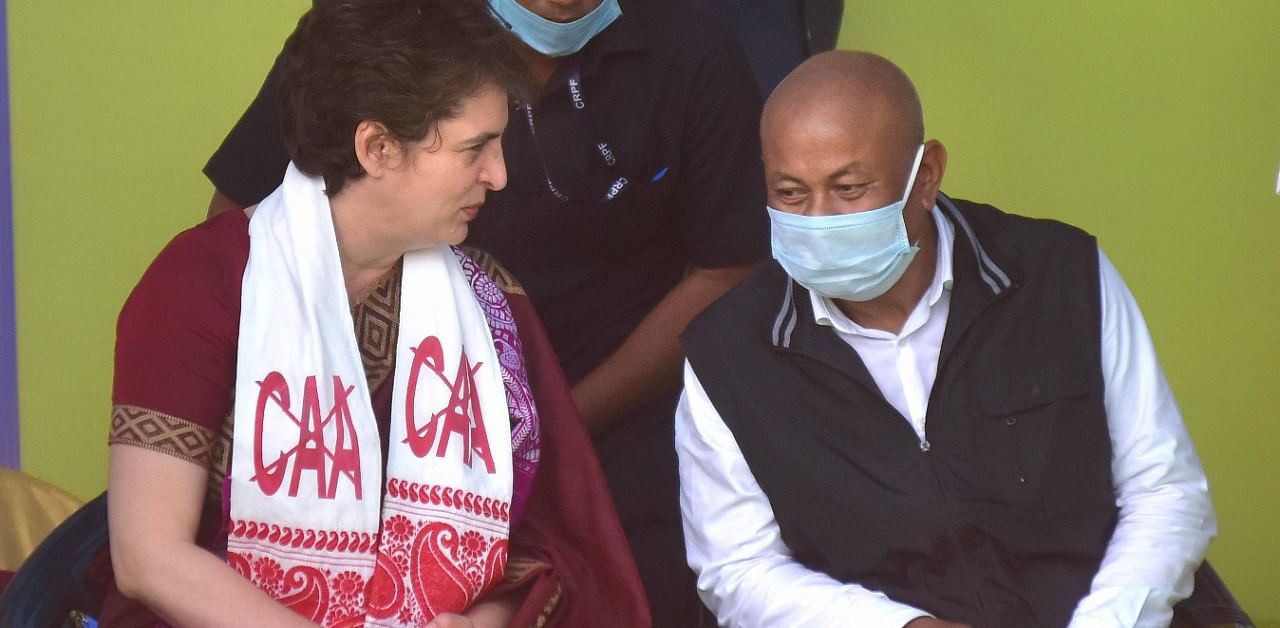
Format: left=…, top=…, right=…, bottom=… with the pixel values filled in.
left=0, top=468, right=84, bottom=572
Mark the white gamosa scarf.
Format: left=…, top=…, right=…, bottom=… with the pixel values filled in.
left=227, top=164, right=513, bottom=627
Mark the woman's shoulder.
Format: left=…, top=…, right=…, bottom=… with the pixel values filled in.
left=144, top=209, right=251, bottom=289
left=113, top=210, right=250, bottom=426
left=121, top=209, right=250, bottom=321
left=122, top=209, right=249, bottom=316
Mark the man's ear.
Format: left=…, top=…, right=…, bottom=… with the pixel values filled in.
left=353, top=120, right=400, bottom=178
left=916, top=139, right=948, bottom=209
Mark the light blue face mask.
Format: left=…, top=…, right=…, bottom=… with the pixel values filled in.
left=488, top=0, right=621, bottom=58
left=769, top=144, right=926, bottom=302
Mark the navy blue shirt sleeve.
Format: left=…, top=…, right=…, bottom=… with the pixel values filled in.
left=202, top=54, right=290, bottom=207
left=668, top=25, right=770, bottom=270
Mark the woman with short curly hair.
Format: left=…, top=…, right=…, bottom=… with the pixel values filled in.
left=104, top=1, right=646, bottom=626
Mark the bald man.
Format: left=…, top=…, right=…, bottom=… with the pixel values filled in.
left=674, top=51, right=1215, bottom=628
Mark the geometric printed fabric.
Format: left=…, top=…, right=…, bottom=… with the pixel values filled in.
left=108, top=405, right=216, bottom=467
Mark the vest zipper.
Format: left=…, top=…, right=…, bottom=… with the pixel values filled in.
left=1005, top=415, right=1027, bottom=486
left=921, top=439, right=989, bottom=623
left=920, top=280, right=1019, bottom=623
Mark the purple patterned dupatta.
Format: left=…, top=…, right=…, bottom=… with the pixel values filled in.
left=452, top=247, right=541, bottom=525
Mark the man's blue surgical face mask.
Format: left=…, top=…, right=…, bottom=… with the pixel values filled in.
left=489, top=0, right=621, bottom=58
left=768, top=144, right=926, bottom=302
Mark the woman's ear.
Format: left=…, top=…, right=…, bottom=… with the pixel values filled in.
left=353, top=120, right=399, bottom=178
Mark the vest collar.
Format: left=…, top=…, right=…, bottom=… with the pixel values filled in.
left=937, top=193, right=1013, bottom=295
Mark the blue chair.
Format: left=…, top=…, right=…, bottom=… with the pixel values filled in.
left=0, top=492, right=108, bottom=628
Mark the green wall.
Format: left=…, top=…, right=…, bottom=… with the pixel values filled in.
left=10, top=1, right=1279, bottom=625
left=10, top=0, right=306, bottom=498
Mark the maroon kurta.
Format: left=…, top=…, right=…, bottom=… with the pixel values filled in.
left=104, top=209, right=650, bottom=627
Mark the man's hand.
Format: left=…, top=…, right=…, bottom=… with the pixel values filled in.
left=573, top=264, right=753, bottom=434
left=905, top=618, right=971, bottom=628
left=424, top=589, right=519, bottom=628
left=207, top=189, right=244, bottom=218
left=425, top=613, right=478, bottom=628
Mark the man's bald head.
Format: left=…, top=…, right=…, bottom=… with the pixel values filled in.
left=763, top=51, right=924, bottom=171
left=761, top=50, right=946, bottom=253
left=760, top=51, right=947, bottom=316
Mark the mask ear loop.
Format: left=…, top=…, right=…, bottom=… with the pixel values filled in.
left=900, top=144, right=927, bottom=249
left=900, top=144, right=926, bottom=204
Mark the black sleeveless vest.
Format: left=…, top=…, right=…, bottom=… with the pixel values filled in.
left=682, top=196, right=1118, bottom=628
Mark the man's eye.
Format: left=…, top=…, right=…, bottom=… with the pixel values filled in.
left=775, top=188, right=806, bottom=201
left=834, top=183, right=867, bottom=196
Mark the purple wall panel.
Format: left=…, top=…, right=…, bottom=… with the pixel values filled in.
left=0, top=0, right=20, bottom=469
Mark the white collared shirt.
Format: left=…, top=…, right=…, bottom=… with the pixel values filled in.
left=808, top=206, right=956, bottom=446
left=676, top=207, right=1216, bottom=628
